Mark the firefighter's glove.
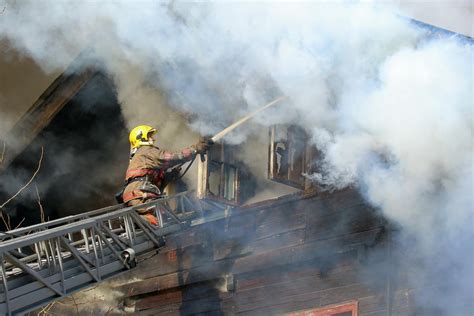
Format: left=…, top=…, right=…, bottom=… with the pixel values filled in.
left=195, top=137, right=214, bottom=154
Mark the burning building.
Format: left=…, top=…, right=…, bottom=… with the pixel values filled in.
left=0, top=63, right=401, bottom=314
left=0, top=2, right=472, bottom=316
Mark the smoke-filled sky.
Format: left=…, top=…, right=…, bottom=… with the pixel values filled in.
left=0, top=0, right=472, bottom=313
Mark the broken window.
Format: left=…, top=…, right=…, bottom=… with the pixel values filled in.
left=197, top=142, right=240, bottom=205
left=286, top=301, right=358, bottom=316
left=268, top=125, right=312, bottom=189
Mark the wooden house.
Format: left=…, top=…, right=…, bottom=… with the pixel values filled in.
left=2, top=21, right=471, bottom=316
left=0, top=62, right=419, bottom=316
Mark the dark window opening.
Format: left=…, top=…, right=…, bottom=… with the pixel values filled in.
left=268, top=125, right=309, bottom=189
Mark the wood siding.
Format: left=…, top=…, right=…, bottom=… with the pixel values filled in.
left=112, top=189, right=413, bottom=315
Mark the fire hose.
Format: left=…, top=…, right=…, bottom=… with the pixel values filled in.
left=210, top=96, right=288, bottom=143
left=175, top=95, right=288, bottom=178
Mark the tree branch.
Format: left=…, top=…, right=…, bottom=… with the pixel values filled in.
left=0, top=210, right=11, bottom=231
left=35, top=185, right=45, bottom=223
left=14, top=217, right=25, bottom=230
left=0, top=146, right=44, bottom=209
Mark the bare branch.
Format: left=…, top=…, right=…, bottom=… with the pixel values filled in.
left=35, top=185, right=45, bottom=223
left=0, top=210, right=11, bottom=231
left=0, top=146, right=44, bottom=209
left=14, top=217, right=25, bottom=230
left=38, top=301, right=56, bottom=316
left=7, top=212, right=11, bottom=230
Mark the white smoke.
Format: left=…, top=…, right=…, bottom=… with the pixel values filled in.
left=0, top=1, right=472, bottom=313
left=311, top=37, right=474, bottom=312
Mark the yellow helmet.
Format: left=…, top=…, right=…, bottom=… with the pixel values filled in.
left=129, top=125, right=157, bottom=149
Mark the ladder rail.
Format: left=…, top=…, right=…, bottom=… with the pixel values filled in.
left=0, top=191, right=203, bottom=315
left=0, top=190, right=196, bottom=241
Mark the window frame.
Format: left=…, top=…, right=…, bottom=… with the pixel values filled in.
left=268, top=124, right=312, bottom=190
left=197, top=141, right=240, bottom=206
left=286, top=300, right=358, bottom=316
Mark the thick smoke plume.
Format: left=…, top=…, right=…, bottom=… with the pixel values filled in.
left=0, top=1, right=472, bottom=313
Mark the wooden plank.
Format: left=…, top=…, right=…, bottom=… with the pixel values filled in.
left=161, top=228, right=208, bottom=250
left=238, top=189, right=318, bottom=213
left=235, top=260, right=354, bottom=292
left=130, top=189, right=376, bottom=279
left=358, top=295, right=386, bottom=314
left=135, top=282, right=223, bottom=310
left=70, top=189, right=389, bottom=315
left=127, top=202, right=376, bottom=282
left=136, top=290, right=183, bottom=309
left=213, top=238, right=253, bottom=261
left=222, top=213, right=256, bottom=239
left=226, top=253, right=385, bottom=314
left=213, top=227, right=306, bottom=262
left=131, top=267, right=354, bottom=312
left=255, top=206, right=306, bottom=239
left=357, top=290, right=416, bottom=315
left=138, top=302, right=182, bottom=315
left=137, top=296, right=224, bottom=315
left=131, top=198, right=378, bottom=278
left=286, top=300, right=358, bottom=316
left=118, top=228, right=381, bottom=297
left=228, top=271, right=358, bottom=313
left=316, top=189, right=366, bottom=211
left=234, top=229, right=381, bottom=274
left=237, top=283, right=374, bottom=315
left=360, top=312, right=388, bottom=316
left=318, top=283, right=378, bottom=307
left=244, top=228, right=306, bottom=255
left=304, top=204, right=384, bottom=243
left=225, top=261, right=361, bottom=312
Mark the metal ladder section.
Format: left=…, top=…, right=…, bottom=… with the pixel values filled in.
left=0, top=191, right=210, bottom=315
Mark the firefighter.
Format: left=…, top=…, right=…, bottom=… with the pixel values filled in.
left=122, top=125, right=212, bottom=225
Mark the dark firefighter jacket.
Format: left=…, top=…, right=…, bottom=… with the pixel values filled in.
left=123, top=145, right=197, bottom=203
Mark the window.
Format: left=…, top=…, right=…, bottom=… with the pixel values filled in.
left=197, top=142, right=240, bottom=205
left=286, top=301, right=358, bottom=316
left=268, top=125, right=311, bottom=189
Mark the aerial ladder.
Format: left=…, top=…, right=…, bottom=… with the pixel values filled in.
left=0, top=191, right=229, bottom=315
